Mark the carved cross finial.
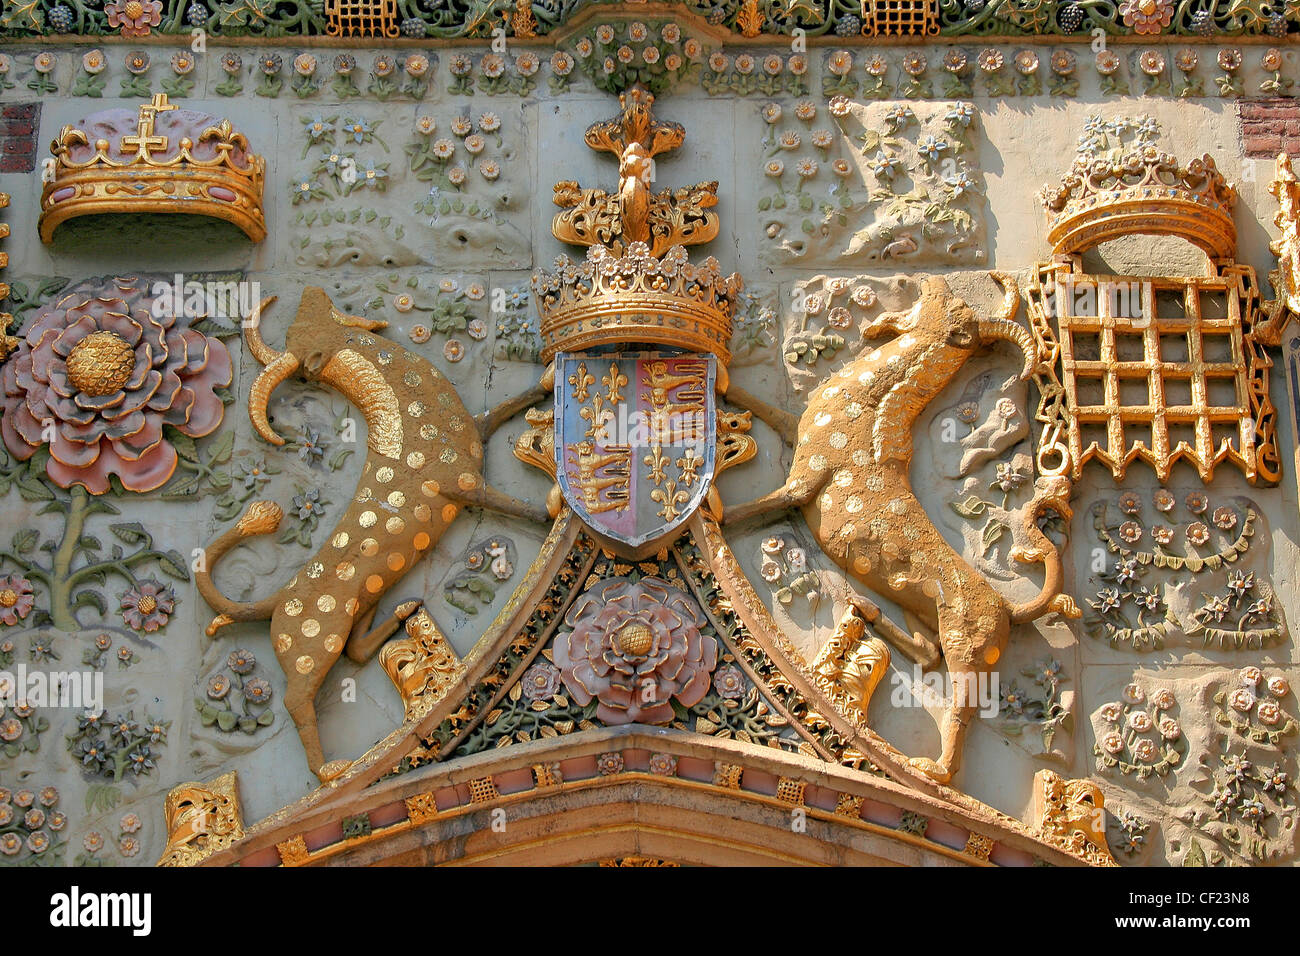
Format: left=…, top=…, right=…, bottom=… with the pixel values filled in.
left=121, top=93, right=177, bottom=160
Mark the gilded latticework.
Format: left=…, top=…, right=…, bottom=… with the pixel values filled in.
left=863, top=0, right=939, bottom=37
left=1028, top=260, right=1279, bottom=485
left=324, top=0, right=400, bottom=38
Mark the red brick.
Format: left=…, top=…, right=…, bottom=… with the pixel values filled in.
left=1246, top=134, right=1284, bottom=156
left=0, top=153, right=34, bottom=173
left=0, top=120, right=33, bottom=137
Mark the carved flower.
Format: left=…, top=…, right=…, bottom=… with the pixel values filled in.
left=902, top=53, right=927, bottom=76
left=1132, top=738, right=1158, bottom=762
left=762, top=537, right=785, bottom=554
left=515, top=52, right=540, bottom=76
left=333, top=53, right=355, bottom=76
left=206, top=673, right=231, bottom=701
left=1261, top=48, right=1283, bottom=73
left=125, top=51, right=151, bottom=75
left=478, top=111, right=501, bottom=133
left=1128, top=711, right=1153, bottom=732
left=1122, top=683, right=1146, bottom=705
left=1100, top=702, right=1123, bottom=722
left=481, top=53, right=505, bottom=78
left=943, top=49, right=968, bottom=73
left=550, top=51, right=574, bottom=76
left=827, top=50, right=853, bottom=76
left=596, top=752, right=623, bottom=775
left=0, top=834, right=19, bottom=856
left=1120, top=0, right=1173, bottom=35
left=227, top=648, right=256, bottom=675
left=294, top=53, right=317, bottom=77
left=479, top=159, right=501, bottom=181
left=794, top=100, right=817, bottom=121
left=432, top=138, right=455, bottom=159
left=1151, top=688, right=1176, bottom=710
left=553, top=578, right=718, bottom=726
left=594, top=24, right=615, bottom=45
left=33, top=52, right=56, bottom=74
left=1229, top=688, right=1256, bottom=713
left=763, top=54, right=783, bottom=76
left=449, top=53, right=473, bottom=76
left=977, top=49, right=1003, bottom=73
left=443, top=340, right=464, bottom=363
left=1095, top=50, right=1120, bottom=75
left=628, top=21, right=648, bottom=42
left=405, top=54, right=430, bottom=78
left=778, top=131, right=801, bottom=151
left=713, top=664, right=745, bottom=699
left=464, top=134, right=486, bottom=155
left=1217, top=49, right=1242, bottom=73
left=0, top=279, right=234, bottom=493
left=1100, top=730, right=1125, bottom=754
left=1118, top=521, right=1143, bottom=544
left=415, top=115, right=436, bottom=137
left=83, top=831, right=104, bottom=853
left=244, top=677, right=272, bottom=704
left=1257, top=700, right=1282, bottom=726
left=1159, top=717, right=1181, bottom=740
left=1151, top=525, right=1173, bottom=545
left=1185, top=522, right=1210, bottom=546
left=734, top=54, right=755, bottom=75
left=1240, top=666, right=1262, bottom=686
left=0, top=718, right=20, bottom=743
left=648, top=753, right=677, bottom=775
left=1212, top=506, right=1237, bottom=531
left=1138, top=50, right=1166, bottom=76
left=521, top=661, right=561, bottom=702
left=864, top=54, right=888, bottom=76
left=105, top=0, right=162, bottom=38
left=82, top=50, right=107, bottom=75
left=1014, top=50, right=1039, bottom=75
left=787, top=54, right=807, bottom=75
left=120, top=579, right=174, bottom=632
left=0, top=574, right=35, bottom=626
left=407, top=325, right=431, bottom=345
left=796, top=158, right=819, bottom=179
left=708, top=52, right=729, bottom=73
left=259, top=53, right=282, bottom=76
left=763, top=159, right=784, bottom=178
left=1051, top=50, right=1077, bottom=75
left=220, top=52, right=242, bottom=75
left=1175, top=48, right=1198, bottom=73
left=1153, top=489, right=1174, bottom=511
left=1267, top=675, right=1289, bottom=698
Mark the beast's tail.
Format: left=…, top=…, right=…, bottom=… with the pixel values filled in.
left=195, top=501, right=286, bottom=636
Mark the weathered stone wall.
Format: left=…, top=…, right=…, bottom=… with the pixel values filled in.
left=0, top=20, right=1298, bottom=866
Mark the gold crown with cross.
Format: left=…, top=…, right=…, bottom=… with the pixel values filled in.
left=39, top=94, right=266, bottom=244
left=531, top=84, right=742, bottom=366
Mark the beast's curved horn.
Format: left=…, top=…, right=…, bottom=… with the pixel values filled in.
left=242, top=295, right=281, bottom=366
left=248, top=351, right=299, bottom=446
left=977, top=272, right=1037, bottom=381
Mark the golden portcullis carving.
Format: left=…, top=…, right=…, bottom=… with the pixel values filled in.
left=726, top=274, right=1080, bottom=783
left=1029, top=139, right=1280, bottom=485
left=195, top=288, right=545, bottom=782
left=156, top=772, right=245, bottom=867
left=39, top=94, right=267, bottom=243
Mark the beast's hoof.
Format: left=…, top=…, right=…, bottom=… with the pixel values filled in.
left=317, top=759, right=351, bottom=783
left=909, top=756, right=952, bottom=783
left=394, top=600, right=422, bottom=621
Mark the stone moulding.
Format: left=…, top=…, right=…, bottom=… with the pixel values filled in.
left=38, top=94, right=266, bottom=244
left=193, top=729, right=1098, bottom=868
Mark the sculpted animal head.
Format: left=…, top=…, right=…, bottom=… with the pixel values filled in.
left=244, top=287, right=392, bottom=448
left=863, top=273, right=1038, bottom=381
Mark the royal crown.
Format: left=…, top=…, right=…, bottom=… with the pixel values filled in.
left=39, top=94, right=266, bottom=244
left=532, top=83, right=741, bottom=364
left=1039, top=117, right=1236, bottom=260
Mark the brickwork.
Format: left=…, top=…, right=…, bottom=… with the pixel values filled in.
left=1241, top=98, right=1300, bottom=159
